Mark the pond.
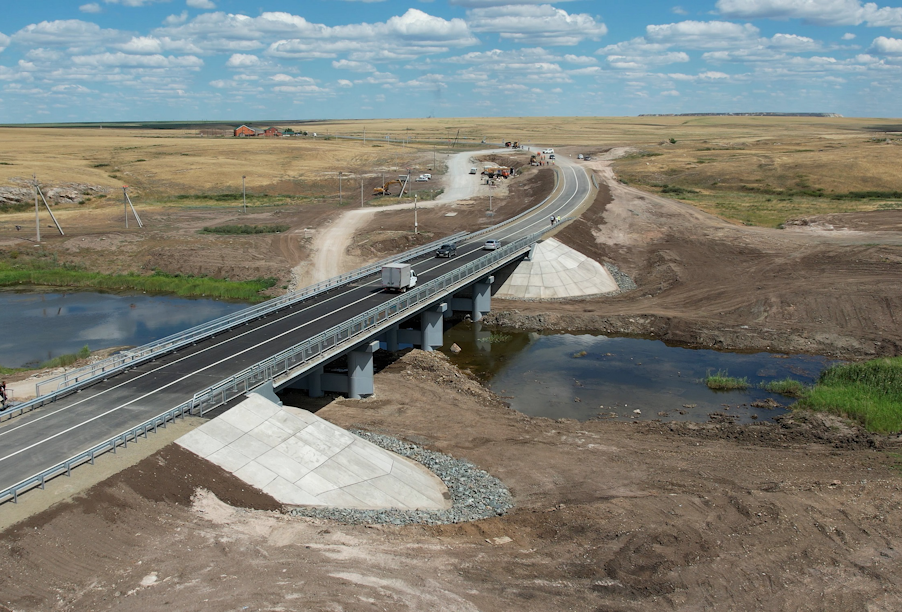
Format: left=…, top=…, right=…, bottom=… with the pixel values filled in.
left=440, top=322, right=834, bottom=423
left=0, top=289, right=248, bottom=368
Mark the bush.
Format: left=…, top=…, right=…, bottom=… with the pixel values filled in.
left=41, top=345, right=90, bottom=369
left=763, top=378, right=807, bottom=397
left=199, top=224, right=289, bottom=235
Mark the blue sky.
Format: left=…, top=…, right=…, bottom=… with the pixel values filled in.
left=1, top=0, right=902, bottom=122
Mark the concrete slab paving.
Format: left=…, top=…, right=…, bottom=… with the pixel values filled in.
left=177, top=391, right=450, bottom=510
left=496, top=238, right=619, bottom=300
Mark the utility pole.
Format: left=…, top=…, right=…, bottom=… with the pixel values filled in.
left=360, top=176, right=364, bottom=208
left=433, top=144, right=436, bottom=170
left=242, top=175, right=247, bottom=213
left=414, top=196, right=418, bottom=235
left=363, top=127, right=366, bottom=144
left=338, top=172, right=343, bottom=206
left=33, top=174, right=40, bottom=243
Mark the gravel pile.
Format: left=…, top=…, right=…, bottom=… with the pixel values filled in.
left=287, top=431, right=513, bottom=525
left=604, top=262, right=637, bottom=292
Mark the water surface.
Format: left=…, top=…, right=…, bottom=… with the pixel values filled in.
left=0, top=289, right=247, bottom=368
left=442, top=322, right=833, bottom=423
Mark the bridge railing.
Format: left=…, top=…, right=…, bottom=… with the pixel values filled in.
left=0, top=229, right=541, bottom=506
left=192, top=229, right=543, bottom=416
left=0, top=232, right=467, bottom=424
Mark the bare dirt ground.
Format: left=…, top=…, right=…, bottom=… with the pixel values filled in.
left=487, top=152, right=902, bottom=360
left=2, top=350, right=902, bottom=611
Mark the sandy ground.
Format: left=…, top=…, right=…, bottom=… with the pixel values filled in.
left=293, top=149, right=514, bottom=286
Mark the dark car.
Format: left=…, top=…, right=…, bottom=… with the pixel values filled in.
left=436, top=243, right=457, bottom=258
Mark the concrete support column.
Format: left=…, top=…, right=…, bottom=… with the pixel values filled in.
left=472, top=276, right=493, bottom=322
left=421, top=303, right=447, bottom=352
left=385, top=326, right=399, bottom=352
left=307, top=366, right=324, bottom=398
left=348, top=341, right=379, bottom=399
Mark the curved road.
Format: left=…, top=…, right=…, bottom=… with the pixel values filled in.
left=0, top=153, right=593, bottom=500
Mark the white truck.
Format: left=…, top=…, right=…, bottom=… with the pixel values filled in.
left=381, top=263, right=418, bottom=292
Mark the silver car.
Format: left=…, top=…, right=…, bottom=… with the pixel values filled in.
left=483, top=239, right=501, bottom=250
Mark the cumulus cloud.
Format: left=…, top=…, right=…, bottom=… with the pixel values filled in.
left=646, top=20, right=760, bottom=49
left=870, top=35, right=902, bottom=53
left=13, top=20, right=126, bottom=47
left=186, top=0, right=215, bottom=8
left=332, top=59, right=375, bottom=71
left=450, top=0, right=580, bottom=5
left=599, top=37, right=690, bottom=68
left=104, top=0, right=171, bottom=6
left=467, top=5, right=606, bottom=46
left=0, top=32, right=9, bottom=53
left=843, top=32, right=857, bottom=39
left=71, top=52, right=203, bottom=68
left=117, top=36, right=164, bottom=53
left=716, top=0, right=902, bottom=27
left=80, top=3, right=102, bottom=13
left=768, top=33, right=821, bottom=50
left=225, top=53, right=260, bottom=67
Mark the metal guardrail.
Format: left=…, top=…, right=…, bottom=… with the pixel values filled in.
left=0, top=232, right=467, bottom=425
left=0, top=230, right=540, bottom=505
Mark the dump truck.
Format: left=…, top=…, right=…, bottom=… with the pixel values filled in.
left=381, top=263, right=417, bottom=292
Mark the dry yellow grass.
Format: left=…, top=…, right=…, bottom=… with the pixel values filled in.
left=2, top=116, right=902, bottom=228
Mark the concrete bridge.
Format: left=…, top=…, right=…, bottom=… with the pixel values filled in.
left=0, top=159, right=594, bottom=505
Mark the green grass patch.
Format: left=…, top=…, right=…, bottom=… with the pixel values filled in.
left=0, top=259, right=275, bottom=302
left=41, top=345, right=91, bottom=369
left=0, top=364, right=29, bottom=376
left=705, top=370, right=750, bottom=391
left=762, top=377, right=807, bottom=397
left=797, top=357, right=902, bottom=433
left=199, top=224, right=289, bottom=235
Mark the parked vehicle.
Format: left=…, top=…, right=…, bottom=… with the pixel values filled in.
left=483, top=239, right=502, bottom=251
left=469, top=167, right=478, bottom=174
left=435, top=243, right=457, bottom=258
left=542, top=148, right=554, bottom=155
left=415, top=175, right=429, bottom=182
left=381, top=263, right=418, bottom=292
left=422, top=173, right=432, bottom=179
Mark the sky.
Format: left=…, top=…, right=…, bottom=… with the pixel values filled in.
left=1, top=0, right=902, bottom=122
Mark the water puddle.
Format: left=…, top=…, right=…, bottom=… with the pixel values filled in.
left=0, top=289, right=247, bottom=368
left=441, top=322, right=833, bottom=423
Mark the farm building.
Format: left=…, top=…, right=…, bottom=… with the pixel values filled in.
left=234, top=125, right=263, bottom=137
left=264, top=127, right=282, bottom=137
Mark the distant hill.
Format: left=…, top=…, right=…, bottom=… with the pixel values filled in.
left=638, top=112, right=843, bottom=118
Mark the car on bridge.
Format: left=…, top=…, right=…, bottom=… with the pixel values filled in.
left=435, top=243, right=457, bottom=258
left=483, top=239, right=502, bottom=250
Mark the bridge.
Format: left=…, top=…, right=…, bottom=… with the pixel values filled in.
left=0, top=158, right=594, bottom=504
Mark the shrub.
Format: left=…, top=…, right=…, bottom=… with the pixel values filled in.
left=763, top=378, right=807, bottom=397
left=705, top=370, right=750, bottom=391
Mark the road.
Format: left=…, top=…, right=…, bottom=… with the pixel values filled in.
left=0, top=155, right=593, bottom=498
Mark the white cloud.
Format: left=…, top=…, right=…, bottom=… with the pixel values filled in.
left=337, top=79, right=353, bottom=87
left=843, top=32, right=856, bottom=39
left=661, top=89, right=680, bottom=96
left=332, top=59, right=375, bottom=72
left=225, top=53, right=260, bottom=67
left=13, top=20, right=126, bottom=47
left=186, top=0, right=215, bottom=8
left=599, top=37, right=690, bottom=69
left=71, top=52, right=203, bottom=68
left=0, top=33, right=9, bottom=53
left=80, top=3, right=102, bottom=13
left=117, top=36, right=164, bottom=53
left=672, top=5, right=689, bottom=14
left=647, top=20, right=760, bottom=49
left=871, top=35, right=902, bottom=53
left=468, top=5, right=606, bottom=46
left=165, top=11, right=189, bottom=25
left=768, top=33, right=821, bottom=51
left=450, top=0, right=580, bottom=5
left=716, top=0, right=902, bottom=27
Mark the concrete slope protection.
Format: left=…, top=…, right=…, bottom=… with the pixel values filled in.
left=177, top=392, right=449, bottom=510
left=0, top=154, right=593, bottom=500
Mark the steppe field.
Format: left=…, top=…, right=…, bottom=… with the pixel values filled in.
left=2, top=117, right=902, bottom=610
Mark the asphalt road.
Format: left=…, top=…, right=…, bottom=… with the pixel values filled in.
left=0, top=155, right=592, bottom=496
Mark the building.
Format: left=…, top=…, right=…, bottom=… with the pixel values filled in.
left=264, top=127, right=282, bottom=137
left=234, top=125, right=263, bottom=137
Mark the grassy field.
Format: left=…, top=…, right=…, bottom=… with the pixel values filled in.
left=2, top=115, right=901, bottom=231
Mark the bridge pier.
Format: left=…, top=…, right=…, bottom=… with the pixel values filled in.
left=348, top=340, right=379, bottom=399
left=450, top=276, right=493, bottom=322
left=421, top=303, right=447, bottom=352
left=384, top=326, right=399, bottom=352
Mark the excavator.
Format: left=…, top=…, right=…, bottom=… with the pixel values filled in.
left=373, top=179, right=406, bottom=196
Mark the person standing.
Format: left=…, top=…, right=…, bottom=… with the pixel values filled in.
left=0, top=380, right=7, bottom=408
left=550, top=215, right=555, bottom=227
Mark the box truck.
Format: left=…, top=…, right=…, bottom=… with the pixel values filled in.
left=381, top=263, right=418, bottom=292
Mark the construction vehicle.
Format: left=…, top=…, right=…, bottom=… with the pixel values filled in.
left=483, top=166, right=511, bottom=178
left=512, top=141, right=519, bottom=148
left=373, top=179, right=406, bottom=196
left=530, top=155, right=539, bottom=166
left=504, top=141, right=512, bottom=147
